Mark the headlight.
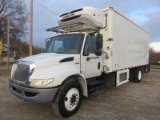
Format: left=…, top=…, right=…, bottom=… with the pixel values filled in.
left=30, top=79, right=54, bottom=87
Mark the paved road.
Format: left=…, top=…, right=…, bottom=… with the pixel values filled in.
left=0, top=71, right=160, bottom=120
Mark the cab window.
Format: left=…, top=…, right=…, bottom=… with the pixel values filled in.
left=83, top=35, right=96, bottom=56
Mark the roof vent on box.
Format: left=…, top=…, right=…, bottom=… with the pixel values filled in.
left=58, top=7, right=103, bottom=28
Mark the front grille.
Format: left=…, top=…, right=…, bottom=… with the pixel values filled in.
left=12, top=64, right=30, bottom=82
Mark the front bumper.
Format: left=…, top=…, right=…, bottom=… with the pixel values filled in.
left=9, top=79, right=58, bottom=103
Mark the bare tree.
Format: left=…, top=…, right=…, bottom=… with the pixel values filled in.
left=0, top=0, right=28, bottom=43
left=149, top=48, right=160, bottom=63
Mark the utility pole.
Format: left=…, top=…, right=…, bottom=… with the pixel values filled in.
left=7, top=15, right=10, bottom=69
left=29, top=0, right=33, bottom=56
left=0, top=41, right=2, bottom=69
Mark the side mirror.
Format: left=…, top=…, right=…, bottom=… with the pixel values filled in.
left=46, top=38, right=50, bottom=47
left=95, top=49, right=102, bottom=56
left=96, top=34, right=103, bottom=49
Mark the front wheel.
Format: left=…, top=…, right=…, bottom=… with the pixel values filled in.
left=52, top=80, right=82, bottom=118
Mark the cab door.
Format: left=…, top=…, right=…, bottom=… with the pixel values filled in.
left=81, top=35, right=102, bottom=78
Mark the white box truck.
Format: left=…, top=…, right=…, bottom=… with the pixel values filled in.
left=9, top=7, right=150, bottom=118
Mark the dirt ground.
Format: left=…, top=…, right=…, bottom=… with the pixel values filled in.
left=0, top=70, right=160, bottom=120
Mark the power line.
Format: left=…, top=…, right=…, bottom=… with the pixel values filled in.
left=38, top=0, right=62, bottom=14
left=35, top=0, right=59, bottom=16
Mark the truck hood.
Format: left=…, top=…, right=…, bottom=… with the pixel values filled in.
left=19, top=53, right=76, bottom=69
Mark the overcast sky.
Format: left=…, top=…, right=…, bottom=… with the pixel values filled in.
left=24, top=0, right=160, bottom=52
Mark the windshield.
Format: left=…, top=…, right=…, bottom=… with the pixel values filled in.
left=44, top=34, right=85, bottom=54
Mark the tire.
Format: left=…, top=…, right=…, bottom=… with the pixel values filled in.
left=133, top=68, right=143, bottom=83
left=144, top=65, right=150, bottom=73
left=129, top=69, right=134, bottom=82
left=52, top=80, right=82, bottom=118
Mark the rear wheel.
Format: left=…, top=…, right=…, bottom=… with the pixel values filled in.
left=52, top=80, right=82, bottom=118
left=144, top=65, right=150, bottom=73
left=133, top=68, right=143, bottom=83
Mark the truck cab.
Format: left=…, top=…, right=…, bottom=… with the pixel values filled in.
left=9, top=24, right=103, bottom=117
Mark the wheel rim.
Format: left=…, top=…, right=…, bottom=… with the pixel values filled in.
left=64, top=88, right=79, bottom=111
left=138, top=70, right=142, bottom=80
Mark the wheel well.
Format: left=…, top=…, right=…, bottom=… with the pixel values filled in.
left=61, top=75, right=88, bottom=97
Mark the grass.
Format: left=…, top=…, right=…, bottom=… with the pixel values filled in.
left=0, top=69, right=11, bottom=76
left=1, top=57, right=15, bottom=63
left=150, top=64, right=160, bottom=72
left=150, top=65, right=160, bottom=69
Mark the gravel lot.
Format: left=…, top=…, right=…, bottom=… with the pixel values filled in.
left=0, top=71, right=160, bottom=120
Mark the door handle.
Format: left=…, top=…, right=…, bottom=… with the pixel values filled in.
left=86, top=57, right=99, bottom=61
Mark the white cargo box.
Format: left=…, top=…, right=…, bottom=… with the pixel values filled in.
left=58, top=7, right=103, bottom=28
left=100, top=8, right=149, bottom=73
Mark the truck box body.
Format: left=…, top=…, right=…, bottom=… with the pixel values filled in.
left=57, top=7, right=149, bottom=73
left=100, top=8, right=149, bottom=73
